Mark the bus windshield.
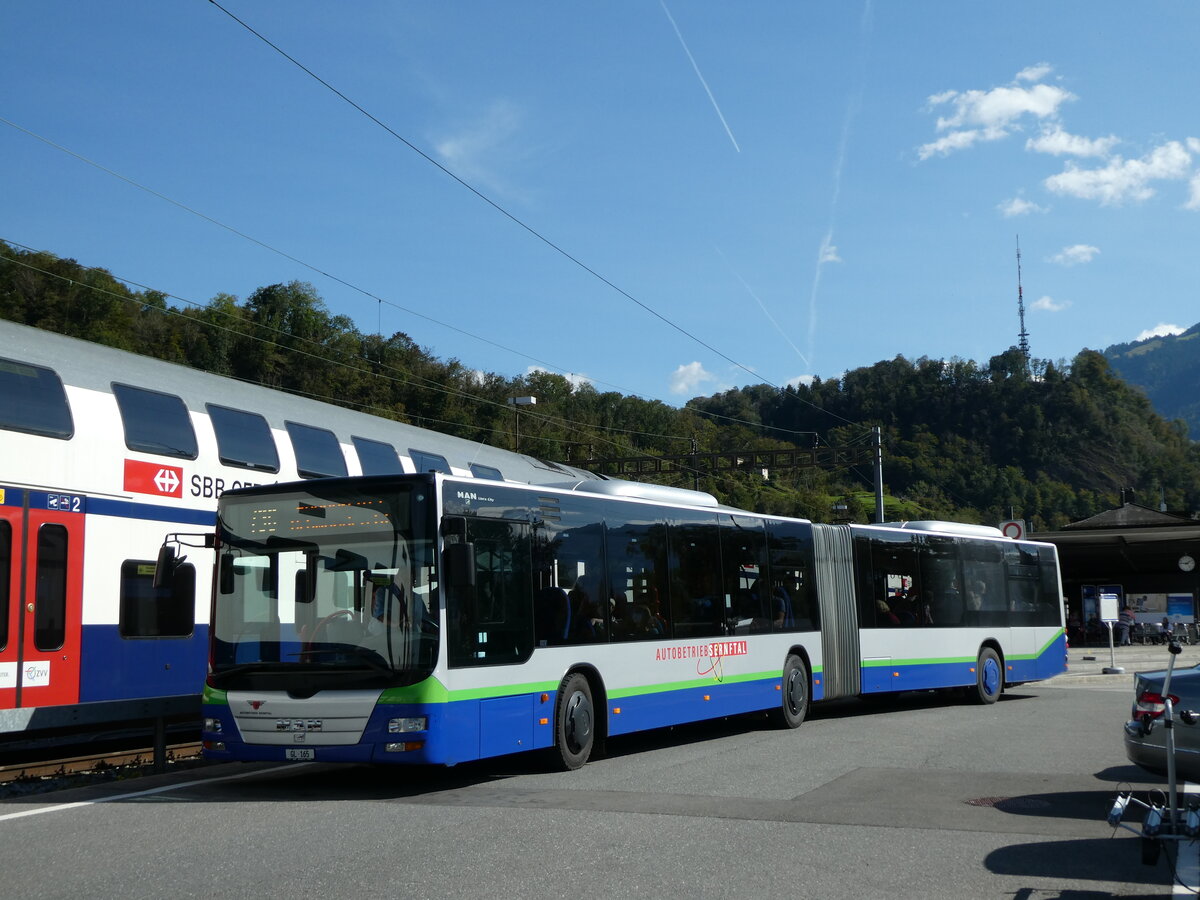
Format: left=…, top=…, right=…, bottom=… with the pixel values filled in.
left=210, top=481, right=437, bottom=690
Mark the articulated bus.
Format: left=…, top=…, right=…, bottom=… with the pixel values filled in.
left=195, top=471, right=1067, bottom=769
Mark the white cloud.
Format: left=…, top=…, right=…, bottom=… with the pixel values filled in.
left=1031, top=295, right=1070, bottom=312
left=1187, top=170, right=1200, bottom=211
left=919, top=70, right=1075, bottom=160
left=434, top=99, right=525, bottom=194
left=1016, top=63, right=1054, bottom=82
left=933, top=83, right=1073, bottom=132
left=1049, top=244, right=1100, bottom=266
left=1044, top=140, right=1193, bottom=205
left=998, top=196, right=1047, bottom=217
left=669, top=361, right=716, bottom=395
left=1135, top=323, right=1185, bottom=341
left=526, top=366, right=593, bottom=390
left=787, top=375, right=815, bottom=389
left=1026, top=126, right=1119, bottom=158
left=919, top=129, right=989, bottom=159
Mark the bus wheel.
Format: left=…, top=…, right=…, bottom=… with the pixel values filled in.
left=772, top=655, right=809, bottom=729
left=972, top=647, right=1003, bottom=705
left=554, top=673, right=595, bottom=770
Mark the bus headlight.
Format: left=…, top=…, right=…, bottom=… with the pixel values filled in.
left=388, top=716, right=427, bottom=734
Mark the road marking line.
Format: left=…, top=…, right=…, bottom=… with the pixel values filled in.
left=0, top=763, right=310, bottom=822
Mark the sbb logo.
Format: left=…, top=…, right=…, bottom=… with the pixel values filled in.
left=124, top=459, right=184, bottom=498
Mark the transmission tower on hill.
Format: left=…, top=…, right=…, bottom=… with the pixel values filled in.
left=1016, top=235, right=1031, bottom=366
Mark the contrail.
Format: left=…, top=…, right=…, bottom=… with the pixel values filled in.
left=806, top=1, right=873, bottom=366
left=660, top=0, right=740, bottom=153
left=716, top=247, right=810, bottom=367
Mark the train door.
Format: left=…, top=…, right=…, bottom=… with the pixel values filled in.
left=0, top=487, right=85, bottom=709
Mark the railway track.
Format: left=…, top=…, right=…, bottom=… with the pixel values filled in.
left=0, top=743, right=204, bottom=792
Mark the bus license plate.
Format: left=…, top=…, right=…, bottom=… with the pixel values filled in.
left=285, top=749, right=314, bottom=761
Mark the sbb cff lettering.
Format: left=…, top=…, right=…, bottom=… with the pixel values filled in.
left=191, top=476, right=259, bottom=498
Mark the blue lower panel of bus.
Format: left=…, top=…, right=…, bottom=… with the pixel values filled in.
left=606, top=677, right=781, bottom=737
left=202, top=673, right=785, bottom=766
left=80, top=625, right=209, bottom=702
left=202, top=698, right=553, bottom=766
left=859, top=632, right=1067, bottom=695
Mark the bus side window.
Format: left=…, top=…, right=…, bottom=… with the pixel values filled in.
left=764, top=519, right=819, bottom=632
left=447, top=519, right=533, bottom=667
left=606, top=516, right=669, bottom=642
left=719, top=515, right=769, bottom=635
left=667, top=515, right=723, bottom=639
left=866, top=534, right=920, bottom=627
left=960, top=541, right=1006, bottom=626
left=918, top=536, right=963, bottom=628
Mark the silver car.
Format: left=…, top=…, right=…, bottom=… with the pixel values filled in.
left=1124, top=662, right=1200, bottom=782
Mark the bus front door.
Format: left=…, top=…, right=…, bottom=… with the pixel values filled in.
left=0, top=487, right=85, bottom=710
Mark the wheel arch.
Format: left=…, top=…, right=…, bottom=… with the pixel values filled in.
left=979, top=638, right=1005, bottom=682
left=787, top=643, right=814, bottom=692
left=560, top=663, right=608, bottom=744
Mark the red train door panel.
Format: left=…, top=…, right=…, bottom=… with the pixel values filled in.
left=0, top=487, right=85, bottom=709
left=0, top=495, right=16, bottom=709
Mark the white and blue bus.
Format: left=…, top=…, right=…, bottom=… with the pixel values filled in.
left=195, top=471, right=1067, bottom=769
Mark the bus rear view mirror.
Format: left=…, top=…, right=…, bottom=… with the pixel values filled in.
left=152, top=543, right=180, bottom=590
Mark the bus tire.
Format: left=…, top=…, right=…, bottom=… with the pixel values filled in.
left=772, top=654, right=809, bottom=729
left=553, top=672, right=595, bottom=770
left=972, top=647, right=1003, bottom=705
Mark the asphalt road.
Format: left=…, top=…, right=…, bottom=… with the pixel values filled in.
left=0, top=667, right=1184, bottom=900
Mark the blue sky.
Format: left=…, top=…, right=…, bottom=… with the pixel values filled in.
left=4, top=2, right=1198, bottom=405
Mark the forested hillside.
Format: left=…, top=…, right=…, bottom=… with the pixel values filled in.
left=3, top=240, right=1198, bottom=530
left=1104, top=325, right=1200, bottom=439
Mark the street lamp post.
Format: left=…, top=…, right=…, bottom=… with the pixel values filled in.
left=507, top=396, right=536, bottom=452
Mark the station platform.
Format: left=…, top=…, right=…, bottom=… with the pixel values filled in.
left=1053, top=640, right=1200, bottom=684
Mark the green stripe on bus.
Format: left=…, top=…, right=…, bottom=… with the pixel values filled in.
left=609, top=669, right=781, bottom=699
left=861, top=656, right=972, bottom=668
left=203, top=685, right=229, bottom=706
left=862, top=629, right=1064, bottom=667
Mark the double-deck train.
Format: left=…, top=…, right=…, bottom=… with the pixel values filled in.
left=0, top=319, right=604, bottom=737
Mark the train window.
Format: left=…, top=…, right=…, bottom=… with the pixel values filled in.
left=285, top=422, right=348, bottom=479
left=352, top=436, right=403, bottom=475
left=112, top=383, right=198, bottom=459
left=34, top=524, right=68, bottom=651
left=207, top=404, right=280, bottom=472
left=0, top=357, right=73, bottom=439
left=409, top=449, right=451, bottom=474
left=470, top=463, right=504, bottom=481
left=119, top=560, right=195, bottom=638
left=0, top=520, right=9, bottom=650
